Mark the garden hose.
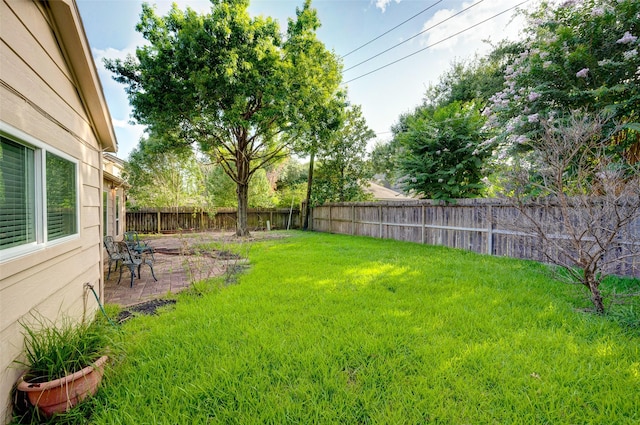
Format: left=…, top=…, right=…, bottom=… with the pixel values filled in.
left=85, top=282, right=117, bottom=327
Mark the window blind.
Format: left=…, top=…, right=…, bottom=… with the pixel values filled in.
left=0, top=137, right=35, bottom=249
left=46, top=152, right=76, bottom=241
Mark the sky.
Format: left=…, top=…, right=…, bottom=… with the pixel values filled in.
left=76, top=0, right=536, bottom=159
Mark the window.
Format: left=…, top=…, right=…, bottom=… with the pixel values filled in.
left=46, top=151, right=77, bottom=240
left=0, top=124, right=79, bottom=259
left=0, top=138, right=36, bottom=249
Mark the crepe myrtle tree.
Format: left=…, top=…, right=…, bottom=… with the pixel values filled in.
left=105, top=0, right=342, bottom=236
left=483, top=0, right=640, bottom=163
left=503, top=111, right=640, bottom=314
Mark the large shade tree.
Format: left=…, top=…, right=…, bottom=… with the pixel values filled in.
left=106, top=0, right=342, bottom=236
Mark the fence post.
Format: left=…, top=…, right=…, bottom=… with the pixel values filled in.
left=487, top=204, right=493, bottom=255
left=379, top=205, right=383, bottom=239
left=329, top=206, right=332, bottom=233
left=157, top=211, right=161, bottom=234
left=421, top=205, right=425, bottom=244
left=351, top=205, right=355, bottom=235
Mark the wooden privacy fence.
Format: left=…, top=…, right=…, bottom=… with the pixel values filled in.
left=310, top=199, right=640, bottom=278
left=126, top=207, right=300, bottom=233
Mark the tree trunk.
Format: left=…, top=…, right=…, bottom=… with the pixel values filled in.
left=585, top=269, right=605, bottom=314
left=303, top=151, right=315, bottom=231
left=236, top=180, right=250, bottom=237
left=236, top=149, right=251, bottom=237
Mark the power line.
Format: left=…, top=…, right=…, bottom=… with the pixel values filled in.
left=341, top=0, right=445, bottom=59
left=343, top=0, right=485, bottom=73
left=344, top=0, right=530, bottom=85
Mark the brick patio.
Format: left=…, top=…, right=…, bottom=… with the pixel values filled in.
left=102, top=231, right=287, bottom=307
left=103, top=232, right=231, bottom=306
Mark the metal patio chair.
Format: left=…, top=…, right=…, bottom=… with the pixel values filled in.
left=115, top=241, right=158, bottom=288
left=104, top=236, right=126, bottom=280
left=124, top=231, right=155, bottom=260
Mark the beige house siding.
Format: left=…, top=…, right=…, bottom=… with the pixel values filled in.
left=0, top=0, right=116, bottom=422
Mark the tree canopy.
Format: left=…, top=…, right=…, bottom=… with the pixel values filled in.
left=124, top=135, right=206, bottom=210
left=312, top=105, right=375, bottom=205
left=396, top=101, right=489, bottom=201
left=106, top=0, right=343, bottom=236
left=484, top=0, right=640, bottom=162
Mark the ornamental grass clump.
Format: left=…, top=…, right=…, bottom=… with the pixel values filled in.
left=16, top=314, right=111, bottom=383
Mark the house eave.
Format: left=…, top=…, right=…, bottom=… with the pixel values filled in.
left=45, top=0, right=117, bottom=153
left=103, top=170, right=129, bottom=190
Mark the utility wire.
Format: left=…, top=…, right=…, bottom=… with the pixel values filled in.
left=344, top=0, right=530, bottom=85
left=341, top=0, right=445, bottom=59
left=344, top=0, right=485, bottom=73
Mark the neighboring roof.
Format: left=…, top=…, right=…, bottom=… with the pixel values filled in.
left=46, top=0, right=117, bottom=153
left=104, top=152, right=126, bottom=167
left=103, top=169, right=129, bottom=189
left=364, top=181, right=414, bottom=201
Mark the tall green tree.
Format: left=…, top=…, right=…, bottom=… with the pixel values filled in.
left=397, top=101, right=489, bottom=201
left=203, top=165, right=277, bottom=208
left=124, top=136, right=205, bottom=209
left=370, top=54, right=509, bottom=190
left=105, top=0, right=342, bottom=236
left=272, top=158, right=307, bottom=208
left=282, top=2, right=345, bottom=227
left=312, top=105, right=375, bottom=204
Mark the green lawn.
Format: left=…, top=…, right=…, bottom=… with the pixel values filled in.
left=43, top=232, right=640, bottom=423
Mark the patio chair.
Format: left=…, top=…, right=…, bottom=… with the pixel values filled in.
left=115, top=241, right=158, bottom=288
left=124, top=231, right=155, bottom=260
left=104, top=236, right=125, bottom=280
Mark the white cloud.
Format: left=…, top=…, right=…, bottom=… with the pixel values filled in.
left=375, top=0, right=402, bottom=13
left=419, top=0, right=528, bottom=54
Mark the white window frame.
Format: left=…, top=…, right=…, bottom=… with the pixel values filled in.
left=0, top=122, right=80, bottom=262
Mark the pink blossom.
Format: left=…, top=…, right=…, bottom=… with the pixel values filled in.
left=623, top=49, right=638, bottom=60
left=543, top=61, right=553, bottom=69
left=617, top=31, right=638, bottom=44
left=576, top=68, right=589, bottom=78
left=591, top=7, right=605, bottom=17
left=528, top=113, right=539, bottom=123
left=528, top=92, right=541, bottom=102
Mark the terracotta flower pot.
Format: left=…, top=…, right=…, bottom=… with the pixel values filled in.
left=16, top=355, right=108, bottom=417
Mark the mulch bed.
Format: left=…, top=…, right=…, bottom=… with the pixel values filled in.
left=152, top=247, right=240, bottom=259
left=117, top=299, right=177, bottom=323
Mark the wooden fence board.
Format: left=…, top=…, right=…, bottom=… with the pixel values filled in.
left=310, top=199, right=639, bottom=278
left=126, top=208, right=300, bottom=233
